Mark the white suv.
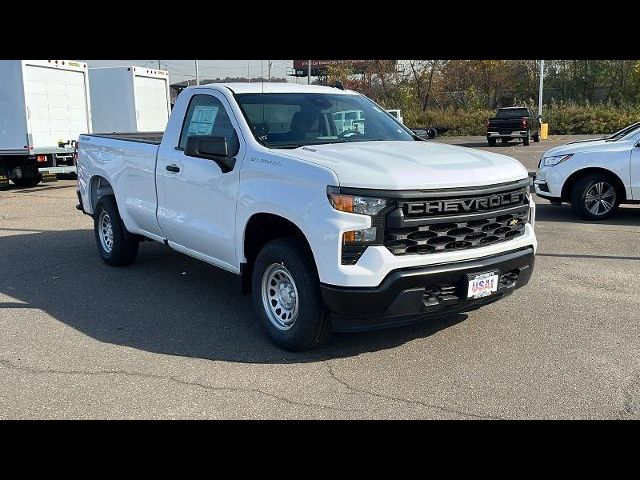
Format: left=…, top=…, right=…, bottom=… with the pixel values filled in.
left=535, top=123, right=640, bottom=220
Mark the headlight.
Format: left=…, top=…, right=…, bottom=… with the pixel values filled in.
left=327, top=186, right=389, bottom=265
left=541, top=154, right=573, bottom=167
left=327, top=187, right=387, bottom=215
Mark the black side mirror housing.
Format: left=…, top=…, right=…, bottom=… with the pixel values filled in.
left=185, top=136, right=236, bottom=173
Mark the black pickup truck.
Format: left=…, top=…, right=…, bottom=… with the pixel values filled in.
left=486, top=107, right=540, bottom=146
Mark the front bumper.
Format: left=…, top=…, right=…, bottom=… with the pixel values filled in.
left=321, top=247, right=535, bottom=332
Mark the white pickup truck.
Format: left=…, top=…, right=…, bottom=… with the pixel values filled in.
left=76, top=83, right=537, bottom=351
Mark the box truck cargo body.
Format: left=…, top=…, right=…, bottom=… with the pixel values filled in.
left=89, top=67, right=170, bottom=133
left=0, top=60, right=92, bottom=187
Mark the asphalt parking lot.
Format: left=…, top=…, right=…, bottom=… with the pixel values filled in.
left=1, top=135, right=639, bottom=419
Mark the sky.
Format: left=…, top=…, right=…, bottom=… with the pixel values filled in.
left=83, top=60, right=296, bottom=85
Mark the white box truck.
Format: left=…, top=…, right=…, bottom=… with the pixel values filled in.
left=0, top=60, right=92, bottom=188
left=89, top=66, right=171, bottom=134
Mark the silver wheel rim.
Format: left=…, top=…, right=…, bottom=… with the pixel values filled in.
left=98, top=210, right=114, bottom=254
left=584, top=181, right=616, bottom=216
left=261, top=263, right=299, bottom=331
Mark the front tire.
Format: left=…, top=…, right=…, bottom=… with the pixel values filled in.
left=93, top=196, right=139, bottom=266
left=251, top=237, right=331, bottom=351
left=570, top=173, right=619, bottom=220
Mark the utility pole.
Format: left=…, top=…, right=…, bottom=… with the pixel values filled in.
left=158, top=60, right=161, bottom=70
left=268, top=60, right=271, bottom=80
left=195, top=60, right=200, bottom=86
left=538, top=59, right=545, bottom=123
left=307, top=59, right=311, bottom=85
left=247, top=61, right=250, bottom=79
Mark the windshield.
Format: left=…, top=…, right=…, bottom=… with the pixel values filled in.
left=608, top=122, right=640, bottom=141
left=235, top=93, right=414, bottom=148
left=495, top=108, right=530, bottom=119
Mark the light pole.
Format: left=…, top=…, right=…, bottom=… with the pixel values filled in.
left=308, top=59, right=311, bottom=85
left=195, top=60, right=200, bottom=86
left=538, top=60, right=545, bottom=123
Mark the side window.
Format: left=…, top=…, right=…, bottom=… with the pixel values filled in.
left=179, top=94, right=239, bottom=155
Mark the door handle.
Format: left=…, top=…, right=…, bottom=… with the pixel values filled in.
left=166, top=164, right=180, bottom=173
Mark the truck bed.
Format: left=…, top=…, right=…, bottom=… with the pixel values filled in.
left=86, top=132, right=164, bottom=145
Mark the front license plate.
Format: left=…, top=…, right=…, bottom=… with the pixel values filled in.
left=467, top=271, right=499, bottom=299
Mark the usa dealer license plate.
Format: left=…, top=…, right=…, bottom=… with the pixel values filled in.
left=467, top=271, right=499, bottom=299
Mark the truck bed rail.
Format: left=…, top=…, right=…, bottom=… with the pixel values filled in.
left=85, top=132, right=164, bottom=145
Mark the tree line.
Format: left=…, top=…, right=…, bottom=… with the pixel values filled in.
left=324, top=60, right=640, bottom=133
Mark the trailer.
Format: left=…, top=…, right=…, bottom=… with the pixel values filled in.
left=0, top=60, right=91, bottom=188
left=89, top=66, right=171, bottom=134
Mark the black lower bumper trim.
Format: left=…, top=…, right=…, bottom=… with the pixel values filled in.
left=321, top=247, right=535, bottom=332
left=535, top=191, right=562, bottom=203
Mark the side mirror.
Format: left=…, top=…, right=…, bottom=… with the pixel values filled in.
left=185, top=136, right=236, bottom=173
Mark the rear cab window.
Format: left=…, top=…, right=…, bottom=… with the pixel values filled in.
left=495, top=108, right=530, bottom=119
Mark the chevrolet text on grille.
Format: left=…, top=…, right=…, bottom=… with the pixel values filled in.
left=406, top=192, right=526, bottom=215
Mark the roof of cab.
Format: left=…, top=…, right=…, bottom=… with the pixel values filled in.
left=185, top=82, right=356, bottom=95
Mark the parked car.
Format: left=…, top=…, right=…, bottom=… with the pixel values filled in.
left=76, top=83, right=537, bottom=351
left=486, top=107, right=540, bottom=147
left=534, top=122, right=640, bottom=220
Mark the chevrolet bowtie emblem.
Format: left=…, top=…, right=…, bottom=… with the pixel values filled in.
left=508, top=218, right=520, bottom=226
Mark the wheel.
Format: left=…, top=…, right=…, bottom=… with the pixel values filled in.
left=11, top=172, right=42, bottom=188
left=93, top=196, right=139, bottom=266
left=533, top=132, right=540, bottom=142
left=570, top=173, right=619, bottom=220
left=523, top=131, right=530, bottom=146
left=251, top=237, right=331, bottom=351
left=487, top=138, right=496, bottom=147
left=501, top=138, right=510, bottom=144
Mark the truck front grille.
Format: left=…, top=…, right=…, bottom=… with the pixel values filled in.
left=383, top=180, right=530, bottom=256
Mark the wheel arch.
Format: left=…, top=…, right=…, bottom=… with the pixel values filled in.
left=561, top=167, right=628, bottom=202
left=240, top=213, right=315, bottom=294
left=89, top=175, right=115, bottom=212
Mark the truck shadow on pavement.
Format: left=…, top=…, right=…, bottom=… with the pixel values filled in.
left=0, top=229, right=468, bottom=364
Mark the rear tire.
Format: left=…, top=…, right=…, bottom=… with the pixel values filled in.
left=570, top=173, right=620, bottom=220
left=533, top=132, right=540, bottom=142
left=251, top=237, right=331, bottom=351
left=93, top=196, right=139, bottom=266
left=487, top=138, right=496, bottom=147
left=12, top=172, right=42, bottom=188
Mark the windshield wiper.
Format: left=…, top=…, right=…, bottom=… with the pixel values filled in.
left=270, top=144, right=304, bottom=149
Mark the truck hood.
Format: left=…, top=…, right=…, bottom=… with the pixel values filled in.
left=286, top=141, right=528, bottom=190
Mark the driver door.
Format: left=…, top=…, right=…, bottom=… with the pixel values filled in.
left=156, top=91, right=243, bottom=272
